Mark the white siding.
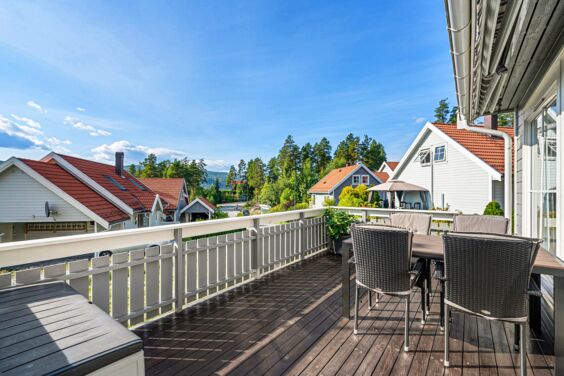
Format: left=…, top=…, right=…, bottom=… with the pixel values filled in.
left=312, top=194, right=331, bottom=208
left=0, top=166, right=91, bottom=223
left=492, top=179, right=505, bottom=211
left=394, top=131, right=494, bottom=214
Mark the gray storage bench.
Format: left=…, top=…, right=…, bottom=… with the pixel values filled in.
left=0, top=281, right=144, bottom=375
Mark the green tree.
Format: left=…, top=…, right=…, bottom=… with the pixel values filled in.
left=313, top=137, right=332, bottom=175
left=448, top=105, right=458, bottom=124
left=434, top=98, right=451, bottom=123
left=359, top=135, right=387, bottom=171
left=337, top=185, right=371, bottom=207
left=140, top=154, right=159, bottom=178
left=334, top=133, right=360, bottom=166
left=247, top=157, right=266, bottom=198
left=266, top=157, right=280, bottom=182
left=497, top=112, right=514, bottom=127
left=483, top=201, right=504, bottom=216
left=237, top=159, right=247, bottom=180
left=226, top=165, right=237, bottom=188
left=259, top=181, right=281, bottom=207
left=300, top=143, right=314, bottom=165
left=165, top=159, right=184, bottom=178
left=278, top=135, right=301, bottom=177
left=128, top=164, right=137, bottom=176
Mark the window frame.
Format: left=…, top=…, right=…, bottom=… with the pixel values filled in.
left=360, top=175, right=370, bottom=185
left=433, top=144, right=447, bottom=163
left=418, top=148, right=431, bottom=165
left=352, top=175, right=360, bottom=185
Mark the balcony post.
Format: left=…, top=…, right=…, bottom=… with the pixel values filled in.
left=360, top=209, right=367, bottom=223
left=251, top=218, right=261, bottom=278
left=299, top=212, right=306, bottom=260
left=174, top=228, right=185, bottom=312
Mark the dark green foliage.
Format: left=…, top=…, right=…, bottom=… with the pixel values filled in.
left=483, top=201, right=504, bottom=216
left=324, top=208, right=355, bottom=240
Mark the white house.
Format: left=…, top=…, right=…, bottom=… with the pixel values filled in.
left=309, top=163, right=383, bottom=208
left=0, top=152, right=166, bottom=242
left=391, top=122, right=513, bottom=214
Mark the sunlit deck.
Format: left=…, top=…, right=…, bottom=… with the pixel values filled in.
left=134, top=254, right=555, bottom=375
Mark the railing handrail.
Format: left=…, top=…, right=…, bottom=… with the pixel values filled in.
left=0, top=208, right=325, bottom=268
left=331, top=206, right=458, bottom=220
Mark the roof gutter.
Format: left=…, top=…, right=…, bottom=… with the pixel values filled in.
left=445, top=0, right=512, bottom=223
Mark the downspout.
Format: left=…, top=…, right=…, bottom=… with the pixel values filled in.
left=445, top=0, right=513, bottom=223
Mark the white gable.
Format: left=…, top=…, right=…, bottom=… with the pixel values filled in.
left=0, top=165, right=91, bottom=223
left=392, top=126, right=498, bottom=214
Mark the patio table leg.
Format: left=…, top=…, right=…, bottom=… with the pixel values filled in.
left=342, top=243, right=351, bottom=319
left=555, top=276, right=564, bottom=374
left=529, top=273, right=541, bottom=334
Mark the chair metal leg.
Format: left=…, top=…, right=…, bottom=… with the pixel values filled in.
left=514, top=323, right=520, bottom=351
left=354, top=285, right=359, bottom=335
left=439, top=280, right=445, bottom=330
left=404, top=295, right=410, bottom=352
left=368, top=290, right=372, bottom=311
left=425, top=260, right=431, bottom=314
left=444, top=304, right=450, bottom=367
left=420, top=286, right=426, bottom=324
left=520, top=323, right=527, bottom=376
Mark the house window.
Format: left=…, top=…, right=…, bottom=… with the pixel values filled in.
left=418, top=149, right=431, bottom=165
left=361, top=175, right=369, bottom=185
left=529, top=98, right=558, bottom=254
left=105, top=176, right=126, bottom=191
left=434, top=145, right=446, bottom=162
left=352, top=175, right=360, bottom=185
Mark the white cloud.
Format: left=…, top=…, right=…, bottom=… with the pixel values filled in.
left=76, top=107, right=86, bottom=112
left=0, top=115, right=44, bottom=148
left=64, top=116, right=111, bottom=137
left=26, top=100, right=45, bottom=113
left=11, top=114, right=41, bottom=129
left=204, top=159, right=229, bottom=171
left=415, top=117, right=426, bottom=124
left=91, top=140, right=185, bottom=164
left=46, top=137, right=72, bottom=145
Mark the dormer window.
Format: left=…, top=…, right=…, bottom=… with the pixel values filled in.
left=418, top=149, right=431, bottom=165
left=352, top=175, right=360, bottom=185
left=361, top=175, right=369, bottom=185
left=434, top=145, right=446, bottom=162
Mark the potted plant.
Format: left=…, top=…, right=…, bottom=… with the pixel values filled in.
left=324, top=208, right=355, bottom=255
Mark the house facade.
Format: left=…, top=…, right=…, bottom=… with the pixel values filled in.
left=392, top=122, right=512, bottom=214
left=0, top=152, right=165, bottom=242
left=309, top=163, right=383, bottom=208
left=139, top=178, right=188, bottom=223
left=180, top=197, right=216, bottom=221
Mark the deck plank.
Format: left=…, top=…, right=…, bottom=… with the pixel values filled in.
left=134, top=254, right=555, bottom=376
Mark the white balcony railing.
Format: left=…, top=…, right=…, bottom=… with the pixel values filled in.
left=0, top=208, right=328, bottom=327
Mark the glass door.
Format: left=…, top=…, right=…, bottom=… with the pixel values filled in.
left=530, top=98, right=558, bottom=253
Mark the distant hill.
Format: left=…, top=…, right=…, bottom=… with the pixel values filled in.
left=204, top=171, right=228, bottom=189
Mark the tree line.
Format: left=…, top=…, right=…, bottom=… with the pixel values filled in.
left=226, top=133, right=386, bottom=211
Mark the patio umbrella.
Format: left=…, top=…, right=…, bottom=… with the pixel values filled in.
left=368, top=180, right=428, bottom=208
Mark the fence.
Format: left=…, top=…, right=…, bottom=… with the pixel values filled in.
left=0, top=209, right=328, bottom=327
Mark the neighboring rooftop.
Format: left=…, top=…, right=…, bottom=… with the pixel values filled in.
left=373, top=171, right=389, bottom=183
left=308, top=165, right=359, bottom=194
left=433, top=123, right=514, bottom=174
left=139, top=178, right=186, bottom=211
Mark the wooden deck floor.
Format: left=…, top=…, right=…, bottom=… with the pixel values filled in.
left=134, top=254, right=555, bottom=375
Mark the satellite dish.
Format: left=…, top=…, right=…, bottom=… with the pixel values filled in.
left=45, top=201, right=57, bottom=217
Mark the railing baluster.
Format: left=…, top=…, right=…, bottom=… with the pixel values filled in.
left=160, top=244, right=174, bottom=314
left=174, top=228, right=185, bottom=312
left=68, top=259, right=89, bottom=298
left=92, top=256, right=110, bottom=313
left=299, top=213, right=306, bottom=260
left=186, top=239, right=197, bottom=301
left=251, top=218, right=260, bottom=278
left=129, top=249, right=145, bottom=326
left=145, top=246, right=159, bottom=319
left=112, top=253, right=128, bottom=321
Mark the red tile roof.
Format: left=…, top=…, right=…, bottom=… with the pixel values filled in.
left=433, top=123, right=513, bottom=174
left=197, top=196, right=216, bottom=210
left=51, top=154, right=159, bottom=212
left=21, top=159, right=129, bottom=224
left=374, top=171, right=389, bottom=182
left=139, top=178, right=186, bottom=211
left=385, top=161, right=399, bottom=171
left=309, top=165, right=359, bottom=193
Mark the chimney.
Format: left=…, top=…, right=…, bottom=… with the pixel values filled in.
left=115, top=152, right=124, bottom=176
left=484, top=114, right=498, bottom=130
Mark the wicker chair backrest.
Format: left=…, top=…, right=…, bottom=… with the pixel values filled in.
left=351, top=225, right=413, bottom=294
left=443, top=232, right=541, bottom=320
left=453, top=215, right=509, bottom=234
left=390, top=213, right=432, bottom=235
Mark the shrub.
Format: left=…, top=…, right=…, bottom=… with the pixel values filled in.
left=483, top=201, right=504, bottom=216
left=324, top=208, right=355, bottom=240
left=211, top=210, right=229, bottom=219
left=337, top=185, right=373, bottom=207
left=323, top=197, right=336, bottom=207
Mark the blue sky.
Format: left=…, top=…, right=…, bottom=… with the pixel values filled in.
left=0, top=1, right=455, bottom=171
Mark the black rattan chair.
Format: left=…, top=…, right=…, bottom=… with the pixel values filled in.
left=351, top=224, right=425, bottom=352
left=435, top=214, right=510, bottom=329
left=442, top=232, right=541, bottom=376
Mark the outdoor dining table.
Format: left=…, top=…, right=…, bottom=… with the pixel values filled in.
left=341, top=234, right=564, bottom=373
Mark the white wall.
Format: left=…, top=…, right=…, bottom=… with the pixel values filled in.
left=312, top=194, right=332, bottom=208
left=394, top=131, right=494, bottom=214
left=492, top=179, right=505, bottom=211
left=0, top=166, right=91, bottom=223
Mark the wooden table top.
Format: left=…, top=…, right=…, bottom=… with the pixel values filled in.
left=344, top=234, right=564, bottom=277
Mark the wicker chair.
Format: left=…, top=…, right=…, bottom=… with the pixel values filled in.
left=350, top=224, right=425, bottom=352
left=442, top=232, right=541, bottom=376
left=435, top=214, right=510, bottom=329
left=390, top=212, right=433, bottom=317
